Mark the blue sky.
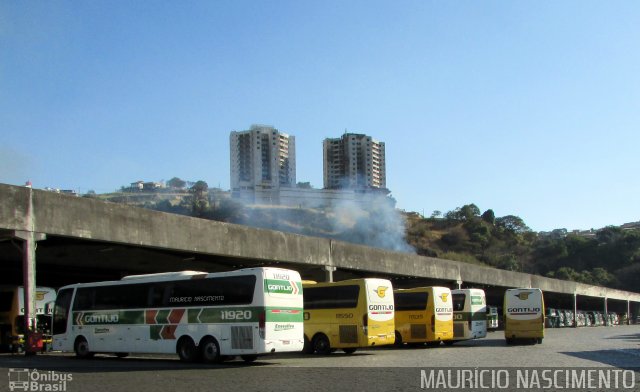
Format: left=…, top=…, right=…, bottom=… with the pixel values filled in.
left=1, top=1, right=639, bottom=232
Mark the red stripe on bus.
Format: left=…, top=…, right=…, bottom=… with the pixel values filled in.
left=168, top=309, right=185, bottom=324
left=146, top=310, right=158, bottom=324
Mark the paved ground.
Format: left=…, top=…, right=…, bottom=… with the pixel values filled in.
left=0, top=325, right=638, bottom=392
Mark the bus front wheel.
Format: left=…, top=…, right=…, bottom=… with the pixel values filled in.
left=177, top=336, right=199, bottom=362
left=312, top=334, right=331, bottom=355
left=199, top=336, right=221, bottom=363
left=74, top=337, right=94, bottom=359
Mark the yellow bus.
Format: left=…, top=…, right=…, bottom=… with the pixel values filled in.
left=0, top=286, right=56, bottom=352
left=302, top=279, right=395, bottom=354
left=504, top=288, right=544, bottom=344
left=393, top=286, right=453, bottom=346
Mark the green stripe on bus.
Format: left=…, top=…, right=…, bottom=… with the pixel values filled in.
left=73, top=306, right=304, bottom=326
left=73, top=310, right=144, bottom=325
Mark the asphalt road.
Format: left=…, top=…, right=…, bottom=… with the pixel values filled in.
left=1, top=325, right=638, bottom=392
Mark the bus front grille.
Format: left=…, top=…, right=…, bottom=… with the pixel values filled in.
left=410, top=324, right=427, bottom=339
left=231, top=326, right=254, bottom=350
left=339, top=325, right=358, bottom=344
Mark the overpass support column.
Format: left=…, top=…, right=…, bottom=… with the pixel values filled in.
left=603, top=297, right=608, bottom=326
left=572, top=294, right=578, bottom=328
left=14, top=230, right=46, bottom=355
left=628, top=301, right=631, bottom=325
left=323, top=266, right=336, bottom=283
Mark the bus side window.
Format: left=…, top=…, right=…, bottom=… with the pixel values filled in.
left=452, top=294, right=465, bottom=312
left=53, top=289, right=74, bottom=335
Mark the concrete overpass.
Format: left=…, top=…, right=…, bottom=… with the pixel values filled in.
left=1, top=183, right=639, bottom=334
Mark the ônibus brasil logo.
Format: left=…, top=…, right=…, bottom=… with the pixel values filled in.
left=439, top=293, right=449, bottom=302
left=516, top=292, right=532, bottom=301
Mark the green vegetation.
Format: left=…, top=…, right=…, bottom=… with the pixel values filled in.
left=405, top=203, right=640, bottom=292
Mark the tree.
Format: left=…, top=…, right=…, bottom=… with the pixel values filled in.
left=444, top=203, right=480, bottom=221
left=191, top=180, right=209, bottom=194
left=481, top=209, right=495, bottom=225
left=431, top=210, right=442, bottom=219
left=460, top=204, right=481, bottom=220
left=190, top=181, right=209, bottom=217
left=496, top=215, right=530, bottom=234
left=167, top=177, right=186, bottom=189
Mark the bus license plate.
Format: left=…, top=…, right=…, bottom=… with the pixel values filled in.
left=282, top=340, right=290, bottom=345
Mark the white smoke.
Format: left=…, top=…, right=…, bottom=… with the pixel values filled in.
left=326, top=192, right=415, bottom=253
left=237, top=190, right=415, bottom=253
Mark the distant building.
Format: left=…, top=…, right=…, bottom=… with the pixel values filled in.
left=230, top=125, right=296, bottom=200
left=129, top=181, right=163, bottom=192
left=323, top=133, right=386, bottom=190
left=621, top=221, right=640, bottom=231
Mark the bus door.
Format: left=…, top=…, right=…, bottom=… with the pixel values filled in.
left=52, top=289, right=74, bottom=351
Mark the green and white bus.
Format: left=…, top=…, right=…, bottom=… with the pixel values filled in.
left=52, top=267, right=304, bottom=362
left=449, top=288, right=487, bottom=343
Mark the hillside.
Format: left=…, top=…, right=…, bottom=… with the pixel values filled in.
left=90, top=189, right=640, bottom=292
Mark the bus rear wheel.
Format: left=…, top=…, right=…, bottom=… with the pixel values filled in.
left=199, top=337, right=221, bottom=363
left=394, top=331, right=403, bottom=347
left=74, top=337, right=94, bottom=359
left=312, top=334, right=331, bottom=355
left=177, top=336, right=199, bottom=362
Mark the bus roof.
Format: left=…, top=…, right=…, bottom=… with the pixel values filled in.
left=394, top=286, right=450, bottom=293
left=121, top=271, right=207, bottom=281
left=58, top=267, right=297, bottom=290
left=452, top=288, right=485, bottom=295
left=302, top=278, right=389, bottom=288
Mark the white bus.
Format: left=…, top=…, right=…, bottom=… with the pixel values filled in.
left=52, top=267, right=304, bottom=362
left=449, top=289, right=487, bottom=343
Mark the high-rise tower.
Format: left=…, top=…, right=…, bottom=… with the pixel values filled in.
left=230, top=125, right=296, bottom=194
left=323, top=133, right=386, bottom=190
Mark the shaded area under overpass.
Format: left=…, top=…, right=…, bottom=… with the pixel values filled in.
left=1, top=183, right=639, bottom=324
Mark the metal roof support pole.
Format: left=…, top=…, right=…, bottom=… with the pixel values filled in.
left=323, top=266, right=336, bottom=283
left=13, top=187, right=46, bottom=355
left=573, top=294, right=578, bottom=328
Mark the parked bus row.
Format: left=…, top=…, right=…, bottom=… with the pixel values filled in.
left=545, top=308, right=626, bottom=328
left=6, top=268, right=549, bottom=360
left=0, top=286, right=56, bottom=352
